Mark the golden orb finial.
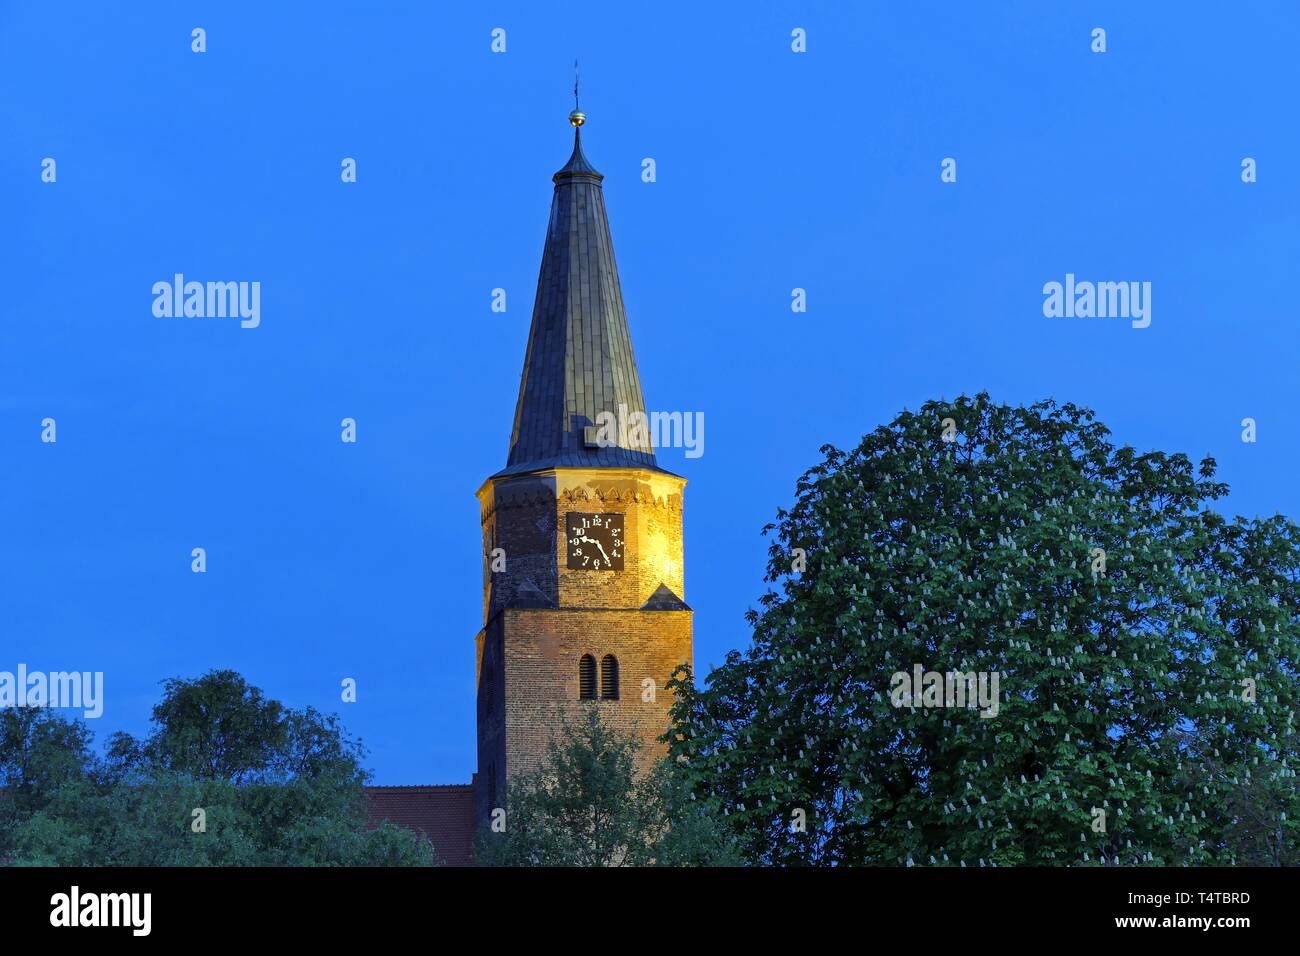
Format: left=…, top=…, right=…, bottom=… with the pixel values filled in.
left=569, top=109, right=585, bottom=127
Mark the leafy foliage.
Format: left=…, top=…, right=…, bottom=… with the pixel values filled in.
left=1, top=671, right=434, bottom=866
left=667, top=394, right=1300, bottom=865
left=0, top=707, right=96, bottom=862
left=477, top=707, right=741, bottom=866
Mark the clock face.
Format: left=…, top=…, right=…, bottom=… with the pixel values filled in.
left=566, top=512, right=624, bottom=571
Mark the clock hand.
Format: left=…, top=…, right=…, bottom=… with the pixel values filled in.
left=593, top=540, right=611, bottom=564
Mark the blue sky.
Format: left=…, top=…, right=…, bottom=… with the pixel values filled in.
left=3, top=2, right=1297, bottom=783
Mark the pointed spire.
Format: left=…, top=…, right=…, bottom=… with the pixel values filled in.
left=498, top=106, right=660, bottom=477
left=555, top=125, right=601, bottom=181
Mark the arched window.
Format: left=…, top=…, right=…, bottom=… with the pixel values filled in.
left=579, top=655, right=597, bottom=700
left=600, top=655, right=619, bottom=700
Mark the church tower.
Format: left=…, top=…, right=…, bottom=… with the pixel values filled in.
left=473, top=109, right=693, bottom=824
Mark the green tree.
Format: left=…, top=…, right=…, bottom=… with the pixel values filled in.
left=668, top=394, right=1300, bottom=866
left=0, top=707, right=97, bottom=861
left=477, top=708, right=741, bottom=866
left=4, top=671, right=435, bottom=866
left=1176, top=725, right=1299, bottom=866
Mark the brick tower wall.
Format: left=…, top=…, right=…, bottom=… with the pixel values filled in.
left=473, top=467, right=693, bottom=825
left=500, top=606, right=693, bottom=782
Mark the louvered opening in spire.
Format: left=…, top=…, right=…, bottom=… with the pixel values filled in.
left=579, top=654, right=597, bottom=700
left=497, top=118, right=663, bottom=478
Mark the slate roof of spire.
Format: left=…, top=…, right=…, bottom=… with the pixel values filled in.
left=497, top=124, right=667, bottom=478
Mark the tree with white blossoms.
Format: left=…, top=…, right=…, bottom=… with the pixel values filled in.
left=666, top=393, right=1300, bottom=866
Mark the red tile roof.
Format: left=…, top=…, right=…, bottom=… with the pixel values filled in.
left=366, top=784, right=476, bottom=866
